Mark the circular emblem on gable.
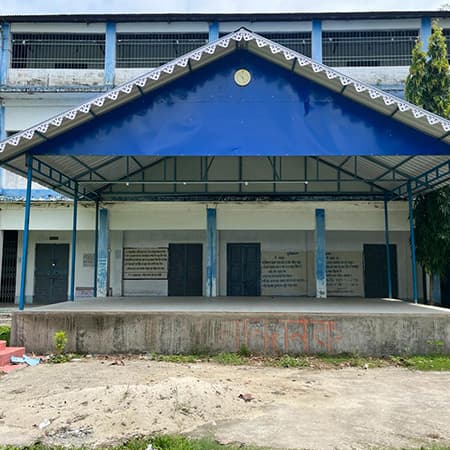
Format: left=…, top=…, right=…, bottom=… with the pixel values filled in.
left=234, top=68, right=251, bottom=87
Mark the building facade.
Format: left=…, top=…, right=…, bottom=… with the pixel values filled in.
left=1, top=12, right=449, bottom=305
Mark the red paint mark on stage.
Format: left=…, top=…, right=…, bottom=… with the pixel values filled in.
left=233, top=318, right=342, bottom=354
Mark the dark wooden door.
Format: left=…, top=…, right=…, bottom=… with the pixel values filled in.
left=441, top=265, right=450, bottom=308
left=0, top=231, right=18, bottom=303
left=364, top=244, right=398, bottom=298
left=34, top=244, right=69, bottom=304
left=227, top=243, right=261, bottom=296
left=168, top=244, right=203, bottom=296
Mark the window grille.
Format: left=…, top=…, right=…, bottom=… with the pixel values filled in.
left=322, top=30, right=419, bottom=67
left=116, top=33, right=209, bottom=68
left=220, top=31, right=312, bottom=57
left=11, top=33, right=105, bottom=69
left=260, top=32, right=312, bottom=57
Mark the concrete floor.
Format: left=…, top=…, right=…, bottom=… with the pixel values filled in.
left=21, top=296, right=450, bottom=315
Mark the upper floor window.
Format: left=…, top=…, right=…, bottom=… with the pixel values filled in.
left=322, top=29, right=419, bottom=67
left=116, top=33, right=209, bottom=68
left=11, top=33, right=105, bottom=69
left=260, top=32, right=312, bottom=57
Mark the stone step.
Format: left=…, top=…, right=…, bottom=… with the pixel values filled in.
left=0, top=346, right=25, bottom=366
left=0, top=363, right=27, bottom=374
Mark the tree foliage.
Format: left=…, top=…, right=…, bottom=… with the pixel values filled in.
left=413, top=188, right=450, bottom=275
left=405, top=21, right=450, bottom=276
left=422, top=24, right=450, bottom=116
left=405, top=40, right=426, bottom=106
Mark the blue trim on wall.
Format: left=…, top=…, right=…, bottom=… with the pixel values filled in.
left=312, top=20, right=322, bottom=63
left=315, top=208, right=326, bottom=298
left=104, top=21, right=116, bottom=86
left=209, top=22, right=219, bottom=42
left=206, top=207, right=217, bottom=297
left=0, top=22, right=10, bottom=85
left=97, top=208, right=109, bottom=297
left=421, top=16, right=432, bottom=52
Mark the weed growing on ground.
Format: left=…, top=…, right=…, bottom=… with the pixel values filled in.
left=144, top=352, right=450, bottom=371
left=211, top=352, right=245, bottom=365
left=53, top=330, right=68, bottom=355
left=239, top=344, right=250, bottom=357
left=275, top=354, right=308, bottom=368
left=0, top=325, right=11, bottom=345
left=149, top=353, right=202, bottom=363
left=0, top=435, right=264, bottom=450
left=391, top=355, right=450, bottom=371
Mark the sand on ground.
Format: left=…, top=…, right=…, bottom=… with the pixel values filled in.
left=0, top=358, right=449, bottom=449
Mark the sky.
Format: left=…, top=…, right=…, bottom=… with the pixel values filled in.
left=0, top=0, right=445, bottom=14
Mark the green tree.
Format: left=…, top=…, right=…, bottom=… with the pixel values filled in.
left=422, top=23, right=450, bottom=116
left=405, top=40, right=426, bottom=107
left=405, top=21, right=450, bottom=281
left=413, top=189, right=450, bottom=276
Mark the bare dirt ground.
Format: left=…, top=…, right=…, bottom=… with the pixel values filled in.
left=0, top=359, right=449, bottom=449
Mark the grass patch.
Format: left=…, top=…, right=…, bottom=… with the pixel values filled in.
left=210, top=352, right=245, bottom=365
left=0, top=435, right=264, bottom=450
left=0, top=325, right=11, bottom=346
left=274, top=354, right=308, bottom=368
left=391, top=355, right=450, bottom=371
left=149, top=353, right=201, bottom=364
left=314, top=353, right=387, bottom=368
left=145, top=352, right=450, bottom=371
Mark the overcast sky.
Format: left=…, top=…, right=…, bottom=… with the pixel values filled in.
left=0, top=0, right=446, bottom=14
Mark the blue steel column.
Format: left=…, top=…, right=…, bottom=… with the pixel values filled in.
left=384, top=194, right=393, bottom=298
left=407, top=182, right=418, bottom=303
left=104, top=21, right=116, bottom=87
left=97, top=208, right=109, bottom=297
left=206, top=207, right=217, bottom=297
left=69, top=183, right=78, bottom=301
left=93, top=199, right=99, bottom=297
left=315, top=208, right=326, bottom=298
left=421, top=17, right=432, bottom=52
left=0, top=22, right=10, bottom=85
left=312, top=20, right=322, bottom=63
left=432, top=274, right=441, bottom=305
left=18, top=155, right=33, bottom=311
left=209, top=22, right=219, bottom=42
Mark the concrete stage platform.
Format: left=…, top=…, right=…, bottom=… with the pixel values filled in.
left=11, top=297, right=450, bottom=356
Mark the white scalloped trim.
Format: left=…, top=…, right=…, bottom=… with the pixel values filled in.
left=2, top=27, right=450, bottom=153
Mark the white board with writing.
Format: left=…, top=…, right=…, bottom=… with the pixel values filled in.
left=326, top=251, right=363, bottom=296
left=123, top=247, right=168, bottom=280
left=261, top=251, right=307, bottom=296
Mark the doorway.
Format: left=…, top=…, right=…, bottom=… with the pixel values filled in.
left=168, top=243, right=203, bottom=296
left=227, top=243, right=261, bottom=296
left=0, top=231, right=18, bottom=303
left=363, top=244, right=398, bottom=298
left=34, top=243, right=70, bottom=304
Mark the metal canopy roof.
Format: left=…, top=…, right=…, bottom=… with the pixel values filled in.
left=0, top=29, right=449, bottom=201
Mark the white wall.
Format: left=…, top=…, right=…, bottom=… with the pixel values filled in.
left=0, top=202, right=95, bottom=230
left=4, top=200, right=418, bottom=302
